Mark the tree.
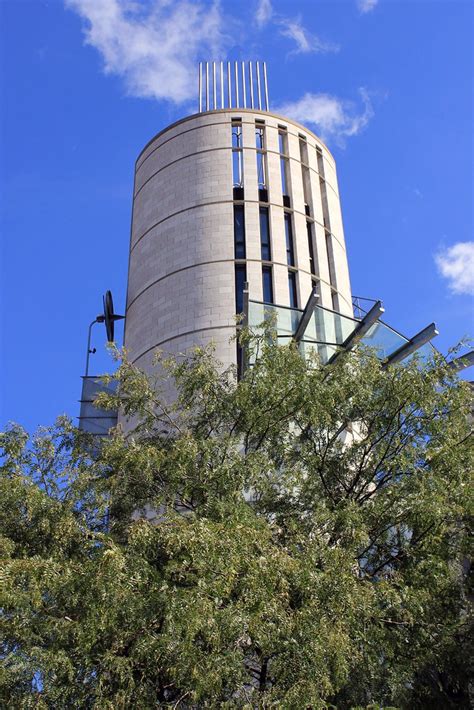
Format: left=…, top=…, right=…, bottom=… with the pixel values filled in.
left=1, top=331, right=472, bottom=709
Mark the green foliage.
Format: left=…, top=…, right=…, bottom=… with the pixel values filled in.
left=1, top=333, right=472, bottom=708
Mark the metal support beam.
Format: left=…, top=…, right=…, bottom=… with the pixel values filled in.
left=327, top=300, right=384, bottom=365
left=294, top=287, right=319, bottom=343
left=448, top=350, right=474, bottom=372
left=343, top=300, right=384, bottom=350
left=384, top=323, right=439, bottom=367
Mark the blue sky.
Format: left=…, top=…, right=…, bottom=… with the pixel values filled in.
left=1, top=0, right=473, bottom=432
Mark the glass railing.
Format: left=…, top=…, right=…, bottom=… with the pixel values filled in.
left=247, top=300, right=436, bottom=366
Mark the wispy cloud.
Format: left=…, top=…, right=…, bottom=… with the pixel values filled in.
left=278, top=16, right=339, bottom=55
left=276, top=89, right=374, bottom=144
left=65, top=0, right=227, bottom=104
left=357, top=0, right=378, bottom=14
left=435, top=242, right=474, bottom=296
left=255, top=0, right=273, bottom=27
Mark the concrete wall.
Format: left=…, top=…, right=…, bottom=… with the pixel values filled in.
left=124, top=108, right=353, bottom=380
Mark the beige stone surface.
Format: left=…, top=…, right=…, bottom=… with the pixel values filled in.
left=124, top=108, right=353, bottom=383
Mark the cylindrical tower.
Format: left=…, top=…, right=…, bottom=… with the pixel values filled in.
left=124, top=107, right=352, bottom=377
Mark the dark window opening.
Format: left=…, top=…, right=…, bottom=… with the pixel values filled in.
left=262, top=266, right=273, bottom=304
left=284, top=213, right=295, bottom=266
left=299, top=135, right=308, bottom=164
left=259, top=206, right=271, bottom=261
left=288, top=271, right=298, bottom=309
left=307, top=221, right=315, bottom=275
left=316, top=147, right=324, bottom=175
left=259, top=188, right=268, bottom=203
left=278, top=127, right=288, bottom=155
left=232, top=119, right=243, bottom=188
left=232, top=120, right=242, bottom=148
left=235, top=264, right=247, bottom=314
left=280, top=157, right=289, bottom=197
left=234, top=205, right=246, bottom=259
left=233, top=186, right=244, bottom=200
left=257, top=151, right=266, bottom=188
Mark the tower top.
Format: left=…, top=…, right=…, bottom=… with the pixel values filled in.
left=198, top=61, right=269, bottom=113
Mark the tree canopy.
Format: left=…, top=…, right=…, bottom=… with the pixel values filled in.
left=1, top=332, right=472, bottom=709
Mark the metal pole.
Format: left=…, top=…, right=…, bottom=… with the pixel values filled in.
left=205, top=62, right=209, bottom=111
left=198, top=62, right=202, bottom=112
left=220, top=61, right=224, bottom=108
left=242, top=60, right=247, bottom=108
left=256, top=60, right=262, bottom=110
left=249, top=60, right=254, bottom=109
left=227, top=61, right=232, bottom=108
left=263, top=61, right=269, bottom=111
left=213, top=61, right=216, bottom=109
left=234, top=61, right=239, bottom=107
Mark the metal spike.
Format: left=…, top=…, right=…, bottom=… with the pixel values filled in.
left=205, top=62, right=209, bottom=111
left=249, top=60, right=254, bottom=109
left=234, top=61, right=239, bottom=107
left=256, top=61, right=262, bottom=110
left=263, top=61, right=269, bottom=111
left=213, top=61, right=216, bottom=109
left=198, top=62, right=202, bottom=112
left=241, top=61, right=247, bottom=108
left=220, top=61, right=224, bottom=108
left=227, top=61, right=232, bottom=108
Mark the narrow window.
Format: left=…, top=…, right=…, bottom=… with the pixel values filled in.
left=262, top=266, right=273, bottom=304
left=331, top=291, right=339, bottom=312
left=307, top=221, right=315, bottom=275
left=280, top=157, right=289, bottom=197
left=325, top=230, right=337, bottom=290
left=232, top=119, right=243, bottom=194
left=299, top=135, right=308, bottom=164
left=284, top=213, right=295, bottom=266
left=255, top=122, right=267, bottom=199
left=278, top=127, right=288, bottom=155
left=235, top=264, right=247, bottom=314
left=279, top=127, right=290, bottom=206
left=319, top=176, right=330, bottom=231
left=234, top=205, right=246, bottom=259
left=299, top=136, right=312, bottom=215
left=288, top=271, right=298, bottom=309
left=316, top=146, right=325, bottom=176
left=259, top=206, right=271, bottom=261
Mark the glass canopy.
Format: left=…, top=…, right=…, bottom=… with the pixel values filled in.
left=247, top=300, right=436, bottom=365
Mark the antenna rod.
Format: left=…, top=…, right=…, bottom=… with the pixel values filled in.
left=241, top=61, right=247, bottom=108
left=227, top=61, right=232, bottom=108
left=198, top=62, right=202, bottom=112
left=263, top=61, right=269, bottom=111
left=220, top=61, right=224, bottom=108
left=249, top=60, right=254, bottom=108
left=256, top=60, right=262, bottom=110
left=213, top=61, right=216, bottom=109
left=205, top=62, right=209, bottom=111
left=234, top=61, right=239, bottom=107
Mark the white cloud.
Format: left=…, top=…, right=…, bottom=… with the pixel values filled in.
left=357, top=0, right=378, bottom=14
left=278, top=16, right=339, bottom=55
left=65, top=0, right=227, bottom=104
left=435, top=242, right=474, bottom=296
left=276, top=89, right=374, bottom=144
left=255, top=0, right=273, bottom=27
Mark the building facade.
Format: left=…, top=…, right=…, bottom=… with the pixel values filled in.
left=124, top=107, right=352, bottom=377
